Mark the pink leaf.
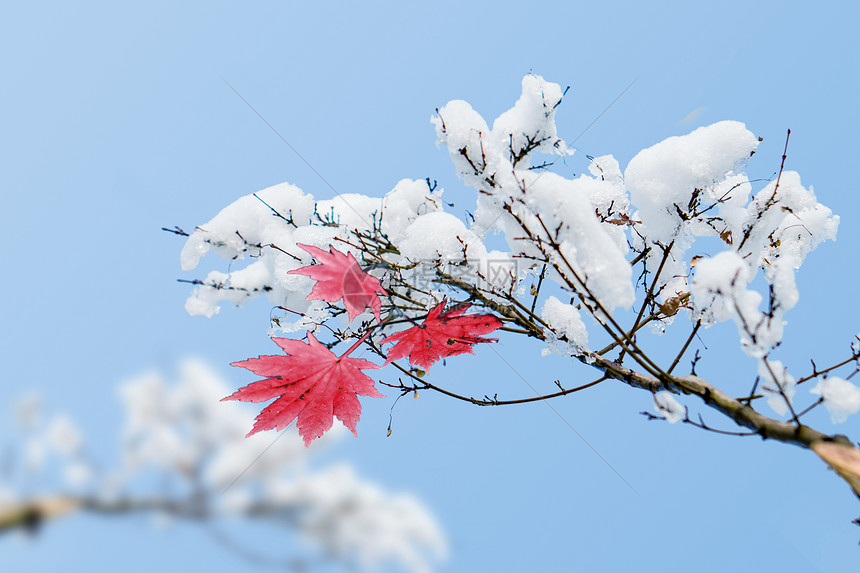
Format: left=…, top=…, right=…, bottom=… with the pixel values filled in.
left=288, top=244, right=387, bottom=322
left=380, top=300, right=503, bottom=369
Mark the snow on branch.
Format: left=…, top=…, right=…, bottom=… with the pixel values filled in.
left=172, top=74, right=860, bottom=518
left=0, top=360, right=446, bottom=573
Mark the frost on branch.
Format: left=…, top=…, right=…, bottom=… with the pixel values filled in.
left=0, top=360, right=446, bottom=573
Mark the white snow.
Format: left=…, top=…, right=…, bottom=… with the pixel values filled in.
left=541, top=295, right=589, bottom=355
left=757, top=359, right=796, bottom=417
left=653, top=392, right=685, bottom=424
left=539, top=172, right=634, bottom=311
left=179, top=77, right=838, bottom=365
left=399, top=211, right=488, bottom=264
left=625, top=121, right=759, bottom=245
left=431, top=76, right=634, bottom=314
left=811, top=377, right=860, bottom=423
left=14, top=393, right=42, bottom=431
left=687, top=172, right=838, bottom=358
left=45, top=415, right=84, bottom=457
left=180, top=182, right=314, bottom=271
left=266, top=464, right=447, bottom=573
left=176, top=75, right=843, bottom=442
left=180, top=178, right=445, bottom=319
left=2, top=360, right=447, bottom=573
left=380, top=178, right=445, bottom=242
left=490, top=74, right=571, bottom=163
left=690, top=251, right=772, bottom=357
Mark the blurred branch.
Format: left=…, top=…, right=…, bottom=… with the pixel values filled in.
left=0, top=497, right=80, bottom=534
left=0, top=495, right=309, bottom=535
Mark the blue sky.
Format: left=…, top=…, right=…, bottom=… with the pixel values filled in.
left=2, top=1, right=859, bottom=571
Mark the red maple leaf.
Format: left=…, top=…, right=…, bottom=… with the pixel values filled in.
left=380, top=300, right=503, bottom=369
left=288, top=244, right=387, bottom=322
left=224, top=332, right=382, bottom=446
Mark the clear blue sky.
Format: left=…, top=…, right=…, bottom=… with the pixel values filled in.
left=2, top=1, right=859, bottom=571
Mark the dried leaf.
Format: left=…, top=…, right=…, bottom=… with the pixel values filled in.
left=658, top=292, right=689, bottom=318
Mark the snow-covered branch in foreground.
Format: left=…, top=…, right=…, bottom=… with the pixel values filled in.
left=0, top=360, right=446, bottom=573
left=175, top=75, right=860, bottom=517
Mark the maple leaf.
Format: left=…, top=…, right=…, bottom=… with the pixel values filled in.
left=380, top=300, right=503, bottom=369
left=224, top=332, right=382, bottom=446
left=288, top=243, right=387, bottom=322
